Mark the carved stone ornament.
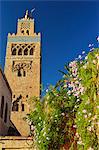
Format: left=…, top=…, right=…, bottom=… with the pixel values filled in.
left=12, top=61, right=32, bottom=72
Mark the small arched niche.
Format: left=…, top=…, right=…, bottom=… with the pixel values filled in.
left=12, top=48, right=16, bottom=55
left=30, top=48, right=33, bottom=55
left=24, top=48, right=28, bottom=55
left=12, top=102, right=19, bottom=111
left=18, top=48, right=22, bottom=55
left=26, top=30, right=29, bottom=35
left=21, top=30, right=24, bottom=35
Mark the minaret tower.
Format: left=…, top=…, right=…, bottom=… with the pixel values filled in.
left=4, top=10, right=41, bottom=136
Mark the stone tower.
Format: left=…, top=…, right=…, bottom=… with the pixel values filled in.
left=4, top=10, right=41, bottom=136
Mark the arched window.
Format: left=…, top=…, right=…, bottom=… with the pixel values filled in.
left=0, top=96, right=4, bottom=118
left=21, top=30, right=24, bottom=35
left=26, top=30, right=29, bottom=35
left=22, top=104, right=25, bottom=111
left=4, top=103, right=8, bottom=123
left=30, top=48, right=33, bottom=55
left=23, top=70, right=26, bottom=77
left=12, top=102, right=19, bottom=111
left=24, top=48, right=28, bottom=55
left=18, top=70, right=22, bottom=77
left=18, top=48, right=22, bottom=55
left=12, top=48, right=16, bottom=55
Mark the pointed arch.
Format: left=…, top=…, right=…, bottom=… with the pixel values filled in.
left=12, top=48, right=16, bottom=55
left=24, top=48, right=28, bottom=55
left=18, top=48, right=22, bottom=55
left=30, top=48, right=33, bottom=55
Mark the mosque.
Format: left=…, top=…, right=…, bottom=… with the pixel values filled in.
left=0, top=10, right=41, bottom=150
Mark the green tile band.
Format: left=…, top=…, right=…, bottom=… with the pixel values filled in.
left=18, top=19, right=33, bottom=22
left=8, top=36, right=40, bottom=43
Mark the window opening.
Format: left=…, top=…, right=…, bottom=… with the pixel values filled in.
left=18, top=70, right=22, bottom=77
left=23, top=70, right=26, bottom=77
left=0, top=96, right=4, bottom=118
left=26, top=30, right=29, bottom=35
left=24, top=48, right=28, bottom=55
left=26, top=95, right=28, bottom=98
left=22, top=104, right=24, bottom=111
left=12, top=102, right=18, bottom=111
left=30, top=48, right=33, bottom=55
left=21, top=30, right=24, bottom=34
left=12, top=61, right=15, bottom=66
left=18, top=48, right=22, bottom=55
left=12, top=48, right=16, bottom=55
left=4, top=103, right=8, bottom=123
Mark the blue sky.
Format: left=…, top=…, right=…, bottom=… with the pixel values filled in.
left=0, top=0, right=99, bottom=88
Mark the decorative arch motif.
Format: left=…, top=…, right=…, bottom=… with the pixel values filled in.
left=12, top=61, right=32, bottom=72
left=18, top=48, right=22, bottom=55
left=21, top=22, right=30, bottom=29
left=11, top=43, right=35, bottom=56
left=30, top=48, right=33, bottom=55
left=24, top=48, right=28, bottom=55
left=12, top=48, right=17, bottom=55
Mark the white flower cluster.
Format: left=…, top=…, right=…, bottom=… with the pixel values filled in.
left=67, top=61, right=84, bottom=97
left=77, top=137, right=84, bottom=145
left=75, top=132, right=84, bottom=146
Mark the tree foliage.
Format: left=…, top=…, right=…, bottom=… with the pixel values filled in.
left=27, top=47, right=99, bottom=150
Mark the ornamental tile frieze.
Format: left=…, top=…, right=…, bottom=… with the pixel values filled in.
left=8, top=36, right=40, bottom=43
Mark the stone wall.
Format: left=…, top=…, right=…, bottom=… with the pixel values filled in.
left=0, top=69, right=12, bottom=136
left=0, top=136, right=35, bottom=150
